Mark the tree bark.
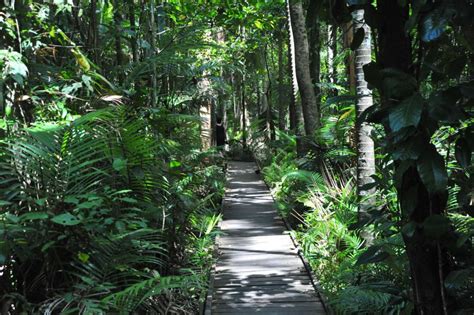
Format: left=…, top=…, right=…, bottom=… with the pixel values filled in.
left=277, top=30, right=286, bottom=131
left=343, top=21, right=356, bottom=93
left=149, top=0, right=158, bottom=106
left=353, top=9, right=375, bottom=227
left=113, top=0, right=124, bottom=83
left=306, top=0, right=321, bottom=120
left=87, top=0, right=99, bottom=63
left=241, top=77, right=247, bottom=148
left=328, top=25, right=337, bottom=85
left=128, top=0, right=139, bottom=63
left=263, top=46, right=276, bottom=141
left=288, top=0, right=320, bottom=137
left=288, top=45, right=297, bottom=134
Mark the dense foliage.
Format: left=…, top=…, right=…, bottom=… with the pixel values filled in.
left=0, top=1, right=228, bottom=313
left=253, top=0, right=474, bottom=314
left=1, top=0, right=473, bottom=314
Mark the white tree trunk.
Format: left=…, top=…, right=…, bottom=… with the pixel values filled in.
left=353, top=9, right=375, bottom=216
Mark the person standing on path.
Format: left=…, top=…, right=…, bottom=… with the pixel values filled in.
left=216, top=117, right=226, bottom=147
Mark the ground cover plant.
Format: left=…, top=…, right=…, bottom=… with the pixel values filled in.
left=1, top=0, right=473, bottom=314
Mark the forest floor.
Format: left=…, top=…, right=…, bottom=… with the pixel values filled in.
left=207, top=161, right=326, bottom=314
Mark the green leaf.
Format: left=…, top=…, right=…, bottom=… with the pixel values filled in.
left=6, top=59, right=28, bottom=86
left=78, top=252, right=90, bottom=263
left=417, top=145, right=448, bottom=193
left=381, top=69, right=417, bottom=99
left=445, top=55, right=467, bottom=78
left=421, top=8, right=451, bottom=42
left=41, top=241, right=56, bottom=252
left=392, top=134, right=427, bottom=160
left=64, top=196, right=80, bottom=204
left=76, top=200, right=102, bottom=209
left=445, top=269, right=472, bottom=290
left=455, top=138, right=471, bottom=169
left=456, top=234, right=470, bottom=248
left=363, top=62, right=382, bottom=89
left=351, top=27, right=365, bottom=50
left=356, top=245, right=389, bottom=265
left=254, top=20, right=264, bottom=30
left=400, top=186, right=418, bottom=215
left=51, top=213, right=82, bottom=226
left=82, top=74, right=94, bottom=92
left=19, top=212, right=49, bottom=221
left=120, top=197, right=138, bottom=204
left=113, top=158, right=127, bottom=172
left=389, top=93, right=424, bottom=132
left=423, top=214, right=450, bottom=239
left=402, top=222, right=417, bottom=238
left=0, top=200, right=12, bottom=206
left=169, top=160, right=181, bottom=168
left=428, top=89, right=465, bottom=122
left=35, top=198, right=46, bottom=206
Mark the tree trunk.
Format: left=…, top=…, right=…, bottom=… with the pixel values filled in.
left=87, top=0, right=99, bottom=63
left=128, top=0, right=139, bottom=63
left=149, top=0, right=158, bottom=106
left=277, top=31, right=286, bottom=131
left=377, top=1, right=447, bottom=313
left=263, top=46, right=276, bottom=141
left=288, top=0, right=320, bottom=137
left=353, top=9, right=375, bottom=228
left=113, top=0, right=124, bottom=83
left=343, top=22, right=356, bottom=93
left=328, top=25, right=337, bottom=85
left=233, top=73, right=241, bottom=131
left=241, top=78, right=247, bottom=148
left=288, top=45, right=297, bottom=134
left=306, top=0, right=321, bottom=120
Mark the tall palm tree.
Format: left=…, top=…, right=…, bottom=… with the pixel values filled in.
left=353, top=9, right=375, bottom=221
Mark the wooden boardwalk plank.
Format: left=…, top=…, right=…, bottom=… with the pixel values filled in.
left=207, top=161, right=326, bottom=314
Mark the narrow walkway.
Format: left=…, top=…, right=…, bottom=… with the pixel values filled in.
left=208, top=161, right=326, bottom=314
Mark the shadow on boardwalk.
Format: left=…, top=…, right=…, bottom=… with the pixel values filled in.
left=207, top=161, right=326, bottom=314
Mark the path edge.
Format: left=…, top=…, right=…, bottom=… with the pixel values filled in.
left=200, top=177, right=228, bottom=315
left=254, top=158, right=334, bottom=315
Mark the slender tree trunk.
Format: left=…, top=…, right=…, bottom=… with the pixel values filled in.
left=287, top=0, right=304, bottom=155
left=288, top=45, right=297, bottom=134
left=277, top=31, right=286, bottom=131
left=216, top=28, right=227, bottom=121
left=113, top=0, right=124, bottom=83
left=306, top=0, right=321, bottom=120
left=72, top=0, right=85, bottom=43
left=377, top=2, right=447, bottom=313
left=233, top=73, right=241, bottom=131
left=263, top=46, right=276, bottom=141
left=241, top=78, right=247, bottom=148
left=149, top=0, right=158, bottom=106
left=328, top=24, right=338, bottom=97
left=288, top=0, right=320, bottom=137
left=353, top=10, right=375, bottom=227
left=128, top=0, right=138, bottom=63
left=87, top=0, right=99, bottom=63
left=343, top=22, right=356, bottom=93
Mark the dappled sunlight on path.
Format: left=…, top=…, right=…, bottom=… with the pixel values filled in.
left=207, top=161, right=326, bottom=314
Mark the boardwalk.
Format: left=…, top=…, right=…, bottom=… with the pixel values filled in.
left=206, top=161, right=326, bottom=314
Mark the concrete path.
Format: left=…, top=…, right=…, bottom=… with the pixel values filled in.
left=207, top=161, right=326, bottom=314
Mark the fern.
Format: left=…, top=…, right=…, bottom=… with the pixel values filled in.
left=333, top=282, right=413, bottom=314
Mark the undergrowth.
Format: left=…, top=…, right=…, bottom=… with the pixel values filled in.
left=0, top=106, right=225, bottom=314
